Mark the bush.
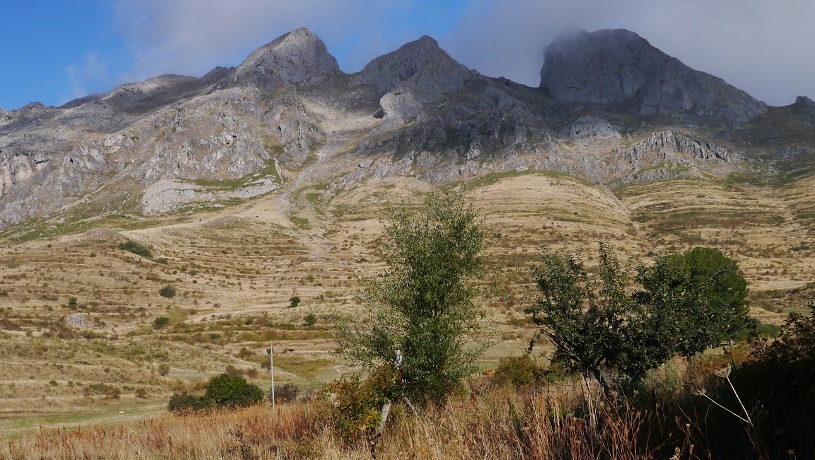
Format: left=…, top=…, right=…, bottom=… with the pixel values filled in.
left=303, top=313, right=317, bottom=326
left=168, top=393, right=213, bottom=413
left=67, top=297, right=78, bottom=308
left=118, top=241, right=153, bottom=258
left=726, top=304, right=815, bottom=458
left=492, top=355, right=542, bottom=387
left=204, top=373, right=264, bottom=408
left=288, top=296, right=301, bottom=308
left=135, top=388, right=148, bottom=399
left=272, top=383, right=300, bottom=404
left=153, top=316, right=170, bottom=328
left=322, top=365, right=402, bottom=442
left=159, top=285, right=176, bottom=298
left=224, top=364, right=243, bottom=376
left=157, top=363, right=170, bottom=376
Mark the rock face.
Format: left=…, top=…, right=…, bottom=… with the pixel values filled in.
left=540, top=29, right=767, bottom=123
left=352, top=36, right=473, bottom=119
left=563, top=116, right=621, bottom=141
left=235, top=27, right=339, bottom=88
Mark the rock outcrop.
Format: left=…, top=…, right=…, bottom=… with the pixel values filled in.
left=562, top=116, right=620, bottom=141
left=540, top=29, right=767, bottom=123
left=352, top=36, right=473, bottom=119
left=235, top=27, right=339, bottom=89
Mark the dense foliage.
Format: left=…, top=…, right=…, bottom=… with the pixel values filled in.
left=322, top=364, right=402, bottom=442
left=526, top=244, right=750, bottom=386
left=339, top=191, right=485, bottom=406
left=168, top=373, right=263, bottom=413
left=205, top=373, right=265, bottom=408
left=117, top=241, right=153, bottom=258
left=728, top=303, right=815, bottom=458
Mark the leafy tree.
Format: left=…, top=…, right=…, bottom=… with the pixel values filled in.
left=339, top=191, right=485, bottom=405
left=526, top=243, right=634, bottom=386
left=288, top=295, right=301, bottom=308
left=635, top=247, right=750, bottom=357
left=527, top=244, right=750, bottom=386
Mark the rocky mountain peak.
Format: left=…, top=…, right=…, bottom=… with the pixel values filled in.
left=540, top=28, right=766, bottom=123
left=236, top=27, right=339, bottom=84
left=351, top=35, right=473, bottom=119
left=352, top=35, right=471, bottom=96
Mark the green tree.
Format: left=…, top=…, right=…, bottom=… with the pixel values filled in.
left=527, top=244, right=751, bottom=386
left=526, top=243, right=634, bottom=387
left=635, top=247, right=749, bottom=357
left=339, top=191, right=485, bottom=405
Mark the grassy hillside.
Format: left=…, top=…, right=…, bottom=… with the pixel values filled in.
left=0, top=170, right=812, bottom=433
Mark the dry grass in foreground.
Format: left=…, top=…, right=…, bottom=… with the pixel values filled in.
left=1, top=382, right=722, bottom=460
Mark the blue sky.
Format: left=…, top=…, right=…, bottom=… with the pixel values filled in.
left=2, top=0, right=814, bottom=110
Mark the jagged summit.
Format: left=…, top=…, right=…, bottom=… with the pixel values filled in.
left=351, top=34, right=473, bottom=119
left=352, top=34, right=472, bottom=97
left=236, top=27, right=339, bottom=85
left=540, top=28, right=767, bottom=123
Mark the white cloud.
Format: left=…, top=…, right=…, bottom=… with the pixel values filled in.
left=111, top=0, right=417, bottom=82
left=63, top=52, right=112, bottom=103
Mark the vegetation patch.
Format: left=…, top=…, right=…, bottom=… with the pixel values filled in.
left=118, top=241, right=153, bottom=258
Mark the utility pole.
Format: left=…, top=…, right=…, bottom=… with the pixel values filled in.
left=269, top=342, right=275, bottom=406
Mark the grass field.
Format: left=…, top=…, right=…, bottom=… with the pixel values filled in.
left=1, top=169, right=813, bottom=436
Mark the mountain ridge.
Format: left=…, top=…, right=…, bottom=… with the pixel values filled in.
left=1, top=27, right=813, bottom=231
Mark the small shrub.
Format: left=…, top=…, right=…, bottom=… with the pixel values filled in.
left=272, top=383, right=300, bottom=404
left=157, top=363, right=171, bottom=376
left=153, top=316, right=170, bottom=328
left=67, top=297, right=78, bottom=308
left=118, top=241, right=153, bottom=258
left=135, top=388, right=148, bottom=399
left=322, top=364, right=401, bottom=442
left=168, top=393, right=213, bottom=413
left=159, top=285, right=177, bottom=298
left=492, top=355, right=542, bottom=387
left=288, top=296, right=301, bottom=308
left=303, top=313, right=317, bottom=326
left=225, top=365, right=243, bottom=377
left=155, top=257, right=168, bottom=265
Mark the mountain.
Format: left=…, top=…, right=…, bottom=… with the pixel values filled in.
left=0, top=27, right=813, bottom=231
left=540, top=29, right=767, bottom=122
left=2, top=27, right=815, bottom=424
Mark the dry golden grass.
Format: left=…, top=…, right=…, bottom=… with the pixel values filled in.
left=0, top=170, right=812, bottom=431
left=0, top=382, right=703, bottom=460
